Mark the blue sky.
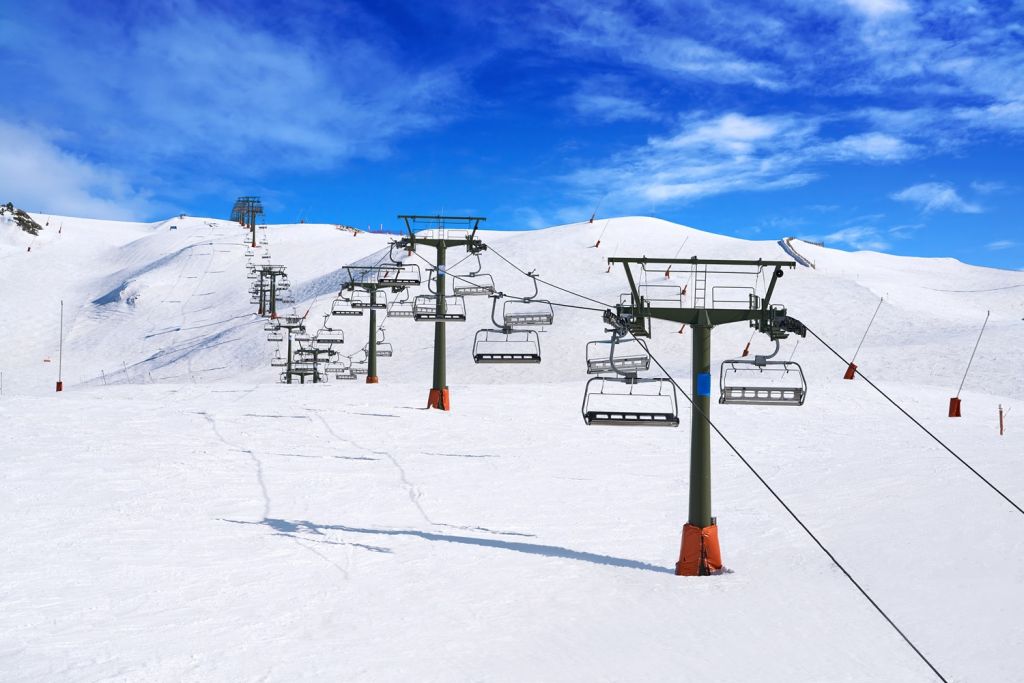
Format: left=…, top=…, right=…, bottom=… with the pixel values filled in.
left=1, top=0, right=1022, bottom=269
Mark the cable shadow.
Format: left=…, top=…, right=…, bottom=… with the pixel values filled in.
left=222, top=517, right=672, bottom=574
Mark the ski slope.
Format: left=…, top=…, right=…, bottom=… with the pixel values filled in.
left=1, top=213, right=1023, bottom=681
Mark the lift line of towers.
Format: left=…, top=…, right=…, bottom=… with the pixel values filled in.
left=233, top=206, right=818, bottom=576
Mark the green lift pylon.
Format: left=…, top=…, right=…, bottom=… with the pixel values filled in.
left=608, top=256, right=806, bottom=576
left=343, top=266, right=408, bottom=384
left=396, top=214, right=487, bottom=410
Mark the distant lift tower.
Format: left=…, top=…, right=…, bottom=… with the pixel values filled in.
left=257, top=264, right=287, bottom=318
left=231, top=196, right=264, bottom=248
left=395, top=214, right=487, bottom=410
left=609, top=257, right=806, bottom=576
left=342, top=263, right=415, bottom=384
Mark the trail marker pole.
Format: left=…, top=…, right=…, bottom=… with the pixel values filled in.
left=56, top=300, right=64, bottom=392
left=845, top=296, right=883, bottom=380
left=950, top=310, right=989, bottom=418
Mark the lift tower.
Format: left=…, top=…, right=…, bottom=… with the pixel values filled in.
left=395, top=215, right=486, bottom=410
left=342, top=265, right=411, bottom=384
left=231, top=196, right=264, bottom=248
left=609, top=256, right=805, bottom=576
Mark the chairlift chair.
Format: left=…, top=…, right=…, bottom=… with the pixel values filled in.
left=267, top=331, right=283, bottom=342
left=270, top=355, right=288, bottom=367
left=350, top=290, right=387, bottom=309
left=377, top=263, right=421, bottom=287
left=264, top=322, right=280, bottom=332
left=331, top=298, right=364, bottom=317
left=413, top=294, right=467, bottom=322
left=582, top=376, right=680, bottom=427
left=472, top=296, right=541, bottom=363
left=502, top=272, right=554, bottom=327
left=503, top=299, right=554, bottom=327
left=585, top=338, right=650, bottom=375
left=261, top=252, right=271, bottom=260
left=719, top=340, right=806, bottom=406
left=376, top=342, right=394, bottom=357
left=316, top=329, right=345, bottom=345
left=246, top=272, right=257, bottom=280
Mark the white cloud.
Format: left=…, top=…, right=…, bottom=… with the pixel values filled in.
left=841, top=0, right=912, bottom=19
left=986, top=240, right=1017, bottom=250
left=563, top=111, right=921, bottom=211
left=537, top=3, right=787, bottom=90
left=971, top=181, right=1006, bottom=194
left=822, top=132, right=918, bottom=161
left=1, top=3, right=460, bottom=175
left=891, top=182, right=983, bottom=213
left=802, top=226, right=891, bottom=251
left=0, top=120, right=156, bottom=219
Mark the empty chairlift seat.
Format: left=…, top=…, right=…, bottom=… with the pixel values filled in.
left=376, top=263, right=421, bottom=287
left=503, top=299, right=554, bottom=327
left=413, top=295, right=467, bottom=322
left=266, top=331, right=283, bottom=342
left=585, top=339, right=650, bottom=375
left=582, top=376, right=680, bottom=427
left=473, top=329, right=541, bottom=363
left=332, top=299, right=363, bottom=317
left=719, top=358, right=806, bottom=406
left=389, top=301, right=415, bottom=318
left=350, top=290, right=387, bottom=309
left=454, top=273, right=496, bottom=296
left=376, top=341, right=394, bottom=357
left=316, top=330, right=345, bottom=346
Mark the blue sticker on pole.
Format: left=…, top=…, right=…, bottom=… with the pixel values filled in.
left=697, top=372, right=711, bottom=397
left=438, top=265, right=446, bottom=276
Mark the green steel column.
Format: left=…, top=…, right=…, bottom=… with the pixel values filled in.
left=269, top=274, right=277, bottom=318
left=286, top=330, right=293, bottom=385
left=688, top=322, right=713, bottom=528
left=432, top=243, right=447, bottom=394
left=258, top=271, right=266, bottom=316
left=367, top=288, right=379, bottom=382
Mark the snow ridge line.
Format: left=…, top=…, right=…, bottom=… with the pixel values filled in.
left=778, top=237, right=815, bottom=268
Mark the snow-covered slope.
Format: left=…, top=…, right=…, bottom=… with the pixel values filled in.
left=2, top=213, right=1022, bottom=681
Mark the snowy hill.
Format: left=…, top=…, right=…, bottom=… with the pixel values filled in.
left=2, top=212, right=1023, bottom=681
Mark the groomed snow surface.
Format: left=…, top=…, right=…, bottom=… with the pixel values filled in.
left=2, top=214, right=1023, bottom=681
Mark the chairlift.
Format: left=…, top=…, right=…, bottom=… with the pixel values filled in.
left=453, top=253, right=495, bottom=295
left=294, top=332, right=311, bottom=343
left=271, top=355, right=288, bottom=367
left=585, top=338, right=650, bottom=374
left=331, top=298, right=363, bottom=317
left=502, top=272, right=554, bottom=327
left=264, top=322, right=280, bottom=332
left=413, top=294, right=467, bottom=322
left=350, top=289, right=387, bottom=309
left=316, top=329, right=345, bottom=345
left=267, top=331, right=283, bottom=342
left=472, top=296, right=541, bottom=363
left=582, top=376, right=680, bottom=427
left=376, top=342, right=394, bottom=357
left=377, top=245, right=422, bottom=286
left=617, top=284, right=683, bottom=308
left=247, top=272, right=257, bottom=280
left=719, top=340, right=806, bottom=406
left=261, top=252, right=271, bottom=260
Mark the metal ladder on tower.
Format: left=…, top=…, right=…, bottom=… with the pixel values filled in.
left=693, top=263, right=708, bottom=308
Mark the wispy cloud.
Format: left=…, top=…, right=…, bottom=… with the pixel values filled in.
left=0, top=120, right=157, bottom=219
left=566, top=77, right=660, bottom=123
left=0, top=1, right=461, bottom=214
left=986, top=240, right=1017, bottom=250
left=534, top=2, right=788, bottom=91
left=802, top=226, right=891, bottom=251
left=564, top=111, right=920, bottom=210
left=891, top=182, right=983, bottom=213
